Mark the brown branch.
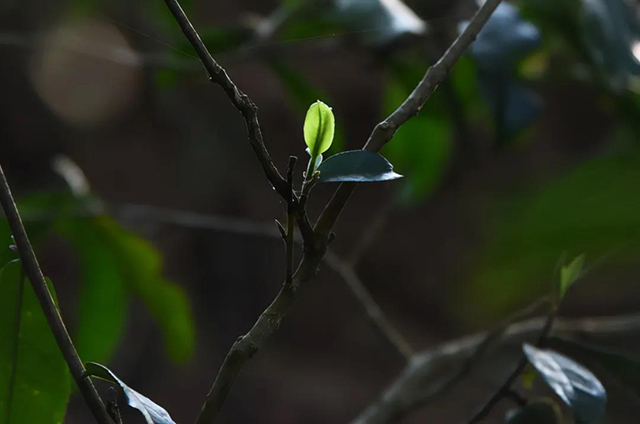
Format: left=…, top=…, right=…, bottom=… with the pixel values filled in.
left=161, top=0, right=288, bottom=197
left=159, top=0, right=505, bottom=421
left=0, top=165, right=113, bottom=424
left=314, top=0, right=504, bottom=236
left=350, top=312, right=640, bottom=424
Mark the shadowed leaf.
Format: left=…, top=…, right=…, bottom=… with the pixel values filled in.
left=523, top=344, right=606, bottom=423
left=317, top=150, right=402, bottom=183
left=85, top=362, right=175, bottom=424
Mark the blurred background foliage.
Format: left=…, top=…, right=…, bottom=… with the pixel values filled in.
left=1, top=0, right=640, bottom=423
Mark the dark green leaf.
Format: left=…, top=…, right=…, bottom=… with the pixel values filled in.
left=523, top=344, right=606, bottom=423
left=85, top=362, right=175, bottom=424
left=57, top=218, right=128, bottom=364
left=0, top=260, right=71, bottom=424
left=317, top=150, right=402, bottom=183
left=550, top=337, right=640, bottom=399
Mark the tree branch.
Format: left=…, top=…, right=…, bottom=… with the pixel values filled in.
left=0, top=165, right=112, bottom=424
left=314, top=0, right=503, bottom=236
left=161, top=0, right=288, bottom=197
left=350, top=312, right=640, bottom=424
left=159, top=0, right=505, bottom=421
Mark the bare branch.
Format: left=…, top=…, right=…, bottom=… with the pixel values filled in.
left=315, top=0, right=504, bottom=236
left=161, top=0, right=288, bottom=197
left=0, top=165, right=113, bottom=424
left=350, top=312, right=640, bottom=424
left=324, top=251, right=414, bottom=361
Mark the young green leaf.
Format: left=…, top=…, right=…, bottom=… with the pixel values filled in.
left=559, top=254, right=585, bottom=300
left=85, top=362, right=175, bottom=424
left=317, top=150, right=403, bottom=183
left=523, top=344, right=606, bottom=423
left=0, top=260, right=71, bottom=424
left=303, top=100, right=335, bottom=157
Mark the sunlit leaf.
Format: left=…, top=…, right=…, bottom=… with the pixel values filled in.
left=304, top=100, right=335, bottom=157
left=317, top=150, right=402, bottom=182
left=0, top=260, right=71, bottom=424
left=523, top=344, right=606, bottom=423
left=85, top=362, right=175, bottom=424
left=270, top=61, right=344, bottom=153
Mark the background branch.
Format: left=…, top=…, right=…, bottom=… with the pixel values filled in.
left=350, top=312, right=640, bottom=424
left=0, top=165, right=112, bottom=424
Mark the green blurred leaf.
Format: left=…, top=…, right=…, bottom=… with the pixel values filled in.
left=304, top=100, right=335, bottom=157
left=0, top=260, right=71, bottom=424
left=559, top=254, right=585, bottom=300
left=57, top=218, right=128, bottom=364
left=465, top=148, right=640, bottom=321
left=382, top=62, right=452, bottom=202
left=317, top=150, right=402, bottom=182
left=524, top=344, right=606, bottom=423
left=85, top=362, right=176, bottom=424
left=97, top=219, right=195, bottom=363
left=550, top=337, right=640, bottom=399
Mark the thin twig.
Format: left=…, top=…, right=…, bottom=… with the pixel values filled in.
left=324, top=251, right=414, bottom=361
left=314, top=0, right=504, bottom=237
left=0, top=165, right=112, bottom=424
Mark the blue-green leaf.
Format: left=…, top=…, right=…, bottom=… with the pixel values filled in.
left=317, top=150, right=402, bottom=183
left=85, top=362, right=175, bottom=424
left=0, top=260, right=71, bottom=424
left=523, top=344, right=606, bottom=423
left=550, top=337, right=640, bottom=399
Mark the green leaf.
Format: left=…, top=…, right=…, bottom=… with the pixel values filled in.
left=85, top=362, right=175, bottom=424
left=97, top=219, right=195, bottom=363
left=550, top=337, right=640, bottom=399
left=317, top=150, right=402, bottom=183
left=0, top=260, right=71, bottom=424
left=505, top=399, right=562, bottom=424
left=270, top=61, right=344, bottom=154
left=303, top=100, right=335, bottom=157
left=559, top=254, right=585, bottom=300
left=57, top=218, right=128, bottom=364
left=523, top=344, right=606, bottom=423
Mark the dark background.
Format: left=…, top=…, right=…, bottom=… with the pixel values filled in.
left=2, top=0, right=640, bottom=423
